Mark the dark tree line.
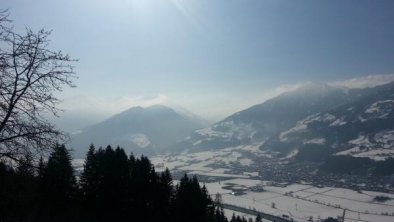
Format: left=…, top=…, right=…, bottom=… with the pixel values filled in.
left=0, top=144, right=231, bottom=222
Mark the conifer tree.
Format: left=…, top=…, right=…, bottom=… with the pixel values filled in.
left=39, top=144, right=76, bottom=221
left=80, top=144, right=97, bottom=193
left=174, top=174, right=214, bottom=222
left=16, top=154, right=35, bottom=178
left=231, top=213, right=237, bottom=222
left=255, top=214, right=262, bottom=222
left=155, top=168, right=173, bottom=222
left=80, top=144, right=100, bottom=219
left=37, top=157, right=45, bottom=179
left=131, top=155, right=158, bottom=221
left=112, top=146, right=131, bottom=219
left=14, top=154, right=37, bottom=220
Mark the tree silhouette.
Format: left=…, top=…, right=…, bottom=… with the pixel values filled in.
left=255, top=214, right=262, bottom=222
left=155, top=168, right=174, bottom=222
left=174, top=174, right=214, bottom=222
left=39, top=144, right=76, bottom=221
left=130, top=155, right=158, bottom=221
left=0, top=144, right=247, bottom=222
left=80, top=144, right=100, bottom=219
left=0, top=10, right=77, bottom=163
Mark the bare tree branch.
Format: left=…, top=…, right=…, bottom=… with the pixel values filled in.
left=0, top=10, right=77, bottom=163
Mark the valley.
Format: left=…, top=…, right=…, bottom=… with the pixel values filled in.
left=151, top=144, right=393, bottom=193
left=70, top=82, right=394, bottom=222
left=2, top=2, right=394, bottom=221
left=149, top=145, right=394, bottom=222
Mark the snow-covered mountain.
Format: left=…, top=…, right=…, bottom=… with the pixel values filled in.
left=174, top=83, right=349, bottom=152
left=70, top=105, right=208, bottom=158
left=174, top=82, right=394, bottom=161
left=267, top=82, right=394, bottom=161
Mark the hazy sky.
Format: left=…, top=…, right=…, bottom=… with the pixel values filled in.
left=3, top=0, right=394, bottom=129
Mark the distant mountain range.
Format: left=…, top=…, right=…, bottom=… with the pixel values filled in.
left=174, top=82, right=394, bottom=161
left=70, top=82, right=394, bottom=163
left=70, top=105, right=209, bottom=158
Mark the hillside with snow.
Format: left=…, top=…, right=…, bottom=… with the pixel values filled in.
left=174, top=82, right=394, bottom=163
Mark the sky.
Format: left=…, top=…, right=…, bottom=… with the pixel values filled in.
left=2, top=0, right=394, bottom=130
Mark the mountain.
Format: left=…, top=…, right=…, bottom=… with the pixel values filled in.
left=70, top=105, right=208, bottom=158
left=268, top=82, right=394, bottom=161
left=173, top=83, right=350, bottom=152
left=174, top=82, right=394, bottom=162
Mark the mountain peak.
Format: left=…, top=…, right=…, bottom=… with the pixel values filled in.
left=145, top=104, right=173, bottom=111
left=70, top=104, right=209, bottom=158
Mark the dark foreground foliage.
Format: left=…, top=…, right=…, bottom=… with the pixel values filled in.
left=0, top=144, right=229, bottom=222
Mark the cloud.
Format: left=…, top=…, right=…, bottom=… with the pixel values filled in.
left=60, top=94, right=171, bottom=117
left=329, top=74, right=394, bottom=89
left=261, top=81, right=313, bottom=100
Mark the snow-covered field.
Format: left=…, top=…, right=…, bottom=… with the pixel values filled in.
left=150, top=145, right=265, bottom=182
left=149, top=148, right=394, bottom=222
left=204, top=178, right=394, bottom=222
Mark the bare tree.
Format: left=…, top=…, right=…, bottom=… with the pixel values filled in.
left=0, top=11, right=77, bottom=163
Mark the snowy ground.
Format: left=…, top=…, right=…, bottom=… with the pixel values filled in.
left=204, top=179, right=394, bottom=222
left=149, top=146, right=394, bottom=222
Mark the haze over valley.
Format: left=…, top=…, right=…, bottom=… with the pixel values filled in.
left=2, top=1, right=394, bottom=222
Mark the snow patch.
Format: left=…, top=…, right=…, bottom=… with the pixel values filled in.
left=375, top=130, right=394, bottom=148
left=284, top=149, right=299, bottom=159
left=195, top=121, right=256, bottom=141
left=349, top=135, right=370, bottom=146
left=279, top=123, right=308, bottom=142
left=329, top=117, right=347, bottom=127
left=130, top=134, right=151, bottom=148
left=239, top=158, right=254, bottom=166
left=336, top=131, right=394, bottom=160
left=304, top=138, right=326, bottom=145
left=280, top=113, right=336, bottom=142
left=361, top=100, right=394, bottom=122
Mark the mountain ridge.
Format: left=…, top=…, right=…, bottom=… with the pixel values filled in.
left=70, top=105, right=208, bottom=158
left=173, top=82, right=394, bottom=162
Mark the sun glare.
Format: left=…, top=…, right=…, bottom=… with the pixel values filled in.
left=170, top=0, right=202, bottom=29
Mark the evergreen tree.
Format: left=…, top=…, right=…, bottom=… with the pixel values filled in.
left=14, top=154, right=37, bottom=220
left=82, top=145, right=131, bottom=221
left=38, top=157, right=45, bottom=179
left=130, top=155, right=158, bottom=221
left=174, top=174, right=214, bottom=222
left=0, top=162, right=19, bottom=220
left=16, top=154, right=35, bottom=178
left=213, top=193, right=228, bottom=222
left=39, top=144, right=77, bottom=221
left=112, top=146, right=131, bottom=220
left=255, top=214, right=262, bottom=222
left=80, top=144, right=97, bottom=193
left=155, top=168, right=174, bottom=222
left=80, top=144, right=100, bottom=220
left=231, top=213, right=237, bottom=222
left=0, top=144, right=243, bottom=222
